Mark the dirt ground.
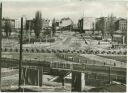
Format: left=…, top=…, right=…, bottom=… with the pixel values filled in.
left=1, top=68, right=71, bottom=92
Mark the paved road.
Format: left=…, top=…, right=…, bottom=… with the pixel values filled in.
left=2, top=31, right=127, bottom=55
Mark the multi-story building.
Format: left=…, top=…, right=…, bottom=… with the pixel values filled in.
left=78, top=17, right=96, bottom=34
left=59, top=17, right=73, bottom=30
left=15, top=18, right=21, bottom=30
left=15, top=17, right=27, bottom=30
left=42, top=18, right=50, bottom=29
left=83, top=17, right=96, bottom=31
left=113, top=18, right=127, bottom=44
left=115, top=18, right=127, bottom=33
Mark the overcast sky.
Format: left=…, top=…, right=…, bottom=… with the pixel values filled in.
left=1, top=0, right=127, bottom=23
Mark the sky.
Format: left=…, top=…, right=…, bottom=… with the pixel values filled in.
left=1, top=0, right=128, bottom=23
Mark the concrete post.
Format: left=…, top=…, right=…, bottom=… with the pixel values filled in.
left=81, top=73, right=85, bottom=91
left=61, top=75, right=64, bottom=86
left=71, top=71, right=85, bottom=92
left=123, top=36, right=125, bottom=44
left=39, top=66, right=43, bottom=87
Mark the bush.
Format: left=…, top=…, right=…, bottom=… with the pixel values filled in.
left=123, top=51, right=127, bottom=55
left=22, top=37, right=55, bottom=44
left=4, top=48, right=7, bottom=52
left=41, top=49, right=45, bottom=53
left=10, top=48, right=12, bottom=52
left=15, top=48, right=18, bottom=52
left=26, top=49, right=29, bottom=52
left=36, top=49, right=40, bottom=53
left=31, top=49, right=34, bottom=53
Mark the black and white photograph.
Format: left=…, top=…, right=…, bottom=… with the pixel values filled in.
left=0, top=0, right=127, bottom=92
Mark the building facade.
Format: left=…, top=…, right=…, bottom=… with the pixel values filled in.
left=78, top=17, right=96, bottom=34
left=42, top=18, right=50, bottom=29
left=113, top=18, right=127, bottom=44
left=15, top=17, right=27, bottom=30
left=115, top=18, right=127, bottom=33
left=59, top=17, right=73, bottom=30
left=83, top=17, right=96, bottom=31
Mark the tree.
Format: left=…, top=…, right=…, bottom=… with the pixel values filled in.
left=52, top=18, right=56, bottom=35
left=25, top=21, right=29, bottom=31
left=4, top=19, right=12, bottom=37
left=77, top=18, right=83, bottom=33
left=95, top=17, right=105, bottom=37
left=107, top=14, right=116, bottom=40
left=92, top=22, right=95, bottom=35
left=26, top=20, right=33, bottom=31
left=33, top=11, right=42, bottom=38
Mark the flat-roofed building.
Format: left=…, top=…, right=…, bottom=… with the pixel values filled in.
left=78, top=17, right=96, bottom=34
left=42, top=18, right=50, bottom=29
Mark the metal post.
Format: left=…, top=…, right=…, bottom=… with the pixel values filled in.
left=0, top=2, right=2, bottom=91
left=19, top=17, right=23, bottom=91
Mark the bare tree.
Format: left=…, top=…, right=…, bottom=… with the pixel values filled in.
left=108, top=14, right=116, bottom=41
left=52, top=18, right=56, bottom=35
left=95, top=17, right=105, bottom=37
left=4, top=19, right=12, bottom=37
left=33, top=11, right=42, bottom=38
